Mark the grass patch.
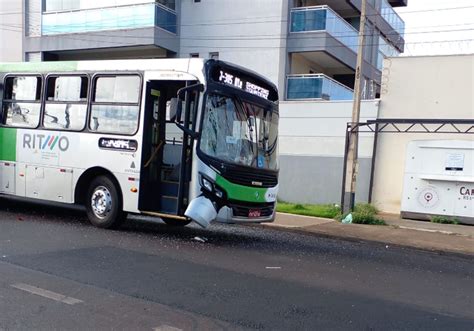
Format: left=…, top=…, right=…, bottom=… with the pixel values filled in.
left=277, top=202, right=341, bottom=219
left=277, top=201, right=386, bottom=225
left=431, top=216, right=459, bottom=225
left=351, top=213, right=386, bottom=225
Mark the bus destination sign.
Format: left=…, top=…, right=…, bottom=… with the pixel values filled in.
left=218, top=70, right=270, bottom=100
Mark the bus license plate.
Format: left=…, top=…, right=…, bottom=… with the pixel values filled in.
left=248, top=209, right=261, bottom=218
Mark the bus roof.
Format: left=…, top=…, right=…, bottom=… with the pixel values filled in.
left=0, top=58, right=278, bottom=100
left=0, top=58, right=207, bottom=74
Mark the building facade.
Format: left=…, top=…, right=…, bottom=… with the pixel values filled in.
left=18, top=0, right=405, bottom=100
left=0, top=0, right=23, bottom=62
left=372, top=54, right=474, bottom=218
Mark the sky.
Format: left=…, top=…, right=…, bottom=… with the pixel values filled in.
left=395, top=0, right=474, bottom=56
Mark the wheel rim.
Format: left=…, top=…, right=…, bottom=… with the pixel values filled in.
left=91, top=186, right=112, bottom=219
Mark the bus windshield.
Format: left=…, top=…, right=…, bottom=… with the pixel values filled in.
left=200, top=94, right=278, bottom=170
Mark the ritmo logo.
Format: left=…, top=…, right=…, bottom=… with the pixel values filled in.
left=23, top=134, right=69, bottom=152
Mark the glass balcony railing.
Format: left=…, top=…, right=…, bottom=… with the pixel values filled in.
left=380, top=0, right=405, bottom=36
left=42, top=2, right=177, bottom=35
left=290, top=6, right=359, bottom=53
left=286, top=74, right=354, bottom=101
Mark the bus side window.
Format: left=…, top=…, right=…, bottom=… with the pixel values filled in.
left=89, top=75, right=141, bottom=135
left=2, top=76, right=42, bottom=128
left=44, top=75, right=88, bottom=131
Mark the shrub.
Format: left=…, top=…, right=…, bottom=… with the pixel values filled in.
left=352, top=213, right=386, bottom=225
left=354, top=203, right=378, bottom=215
left=431, top=216, right=459, bottom=225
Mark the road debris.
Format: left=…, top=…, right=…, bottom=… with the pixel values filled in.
left=192, top=236, right=208, bottom=243
left=342, top=213, right=353, bottom=224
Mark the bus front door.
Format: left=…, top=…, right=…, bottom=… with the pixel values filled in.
left=139, top=81, right=189, bottom=217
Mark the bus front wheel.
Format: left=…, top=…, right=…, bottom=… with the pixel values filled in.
left=86, top=176, right=126, bottom=229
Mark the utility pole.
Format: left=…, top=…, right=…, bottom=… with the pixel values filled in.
left=343, top=0, right=367, bottom=214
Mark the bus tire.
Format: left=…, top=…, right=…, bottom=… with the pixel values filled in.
left=86, top=175, right=126, bottom=229
left=161, top=217, right=192, bottom=227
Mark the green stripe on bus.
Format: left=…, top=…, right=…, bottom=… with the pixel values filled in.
left=216, top=174, right=267, bottom=203
left=0, top=128, right=17, bottom=161
left=0, top=61, right=78, bottom=72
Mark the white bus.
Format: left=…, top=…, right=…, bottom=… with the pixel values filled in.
left=0, top=59, right=279, bottom=228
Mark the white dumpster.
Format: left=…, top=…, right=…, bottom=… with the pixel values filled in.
left=401, top=140, right=474, bottom=225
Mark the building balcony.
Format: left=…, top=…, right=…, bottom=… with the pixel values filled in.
left=286, top=74, right=354, bottom=101
left=387, top=0, right=408, bottom=8
left=290, top=5, right=359, bottom=53
left=42, top=2, right=177, bottom=35
left=380, top=0, right=405, bottom=36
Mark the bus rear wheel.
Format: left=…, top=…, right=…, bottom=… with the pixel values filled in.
left=86, top=176, right=126, bottom=229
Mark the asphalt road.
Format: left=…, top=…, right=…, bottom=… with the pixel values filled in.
left=0, top=197, right=473, bottom=331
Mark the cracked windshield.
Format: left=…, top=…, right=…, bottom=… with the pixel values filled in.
left=200, top=94, right=278, bottom=170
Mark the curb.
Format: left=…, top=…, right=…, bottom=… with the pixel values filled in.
left=252, top=223, right=474, bottom=259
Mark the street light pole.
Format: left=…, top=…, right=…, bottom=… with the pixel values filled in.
left=343, top=0, right=368, bottom=214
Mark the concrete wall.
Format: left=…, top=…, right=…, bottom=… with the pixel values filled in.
left=372, top=54, right=474, bottom=214
left=0, top=0, right=23, bottom=62
left=179, top=0, right=289, bottom=92
left=278, top=100, right=379, bottom=204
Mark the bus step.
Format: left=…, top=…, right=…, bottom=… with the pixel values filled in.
left=160, top=181, right=179, bottom=196
left=160, top=196, right=178, bottom=214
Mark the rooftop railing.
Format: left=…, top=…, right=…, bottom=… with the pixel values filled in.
left=286, top=74, right=354, bottom=101
left=42, top=2, right=177, bottom=35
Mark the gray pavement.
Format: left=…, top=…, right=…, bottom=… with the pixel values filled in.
left=1, top=197, right=473, bottom=330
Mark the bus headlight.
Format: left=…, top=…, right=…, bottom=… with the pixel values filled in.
left=200, top=173, right=225, bottom=199
left=201, top=177, right=214, bottom=192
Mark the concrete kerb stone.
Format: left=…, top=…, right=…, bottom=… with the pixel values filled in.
left=254, top=213, right=474, bottom=257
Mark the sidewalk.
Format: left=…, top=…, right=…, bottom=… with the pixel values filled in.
left=262, top=213, right=474, bottom=256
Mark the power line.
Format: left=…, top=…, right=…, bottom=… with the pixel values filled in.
left=0, top=22, right=472, bottom=40
left=2, top=24, right=472, bottom=50
left=0, top=3, right=473, bottom=20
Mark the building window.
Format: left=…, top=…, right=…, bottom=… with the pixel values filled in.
left=156, top=0, right=176, bottom=10
left=209, top=52, right=219, bottom=60
left=190, top=53, right=200, bottom=58
left=25, top=52, right=42, bottom=62
left=194, top=0, right=201, bottom=3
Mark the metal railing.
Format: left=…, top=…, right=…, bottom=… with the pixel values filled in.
left=380, top=0, right=405, bottom=36
left=290, top=5, right=359, bottom=53
left=286, top=74, right=354, bottom=101
left=42, top=2, right=177, bottom=35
